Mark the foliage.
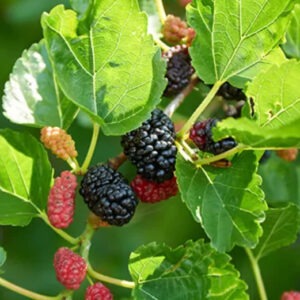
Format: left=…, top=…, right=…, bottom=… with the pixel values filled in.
left=0, top=0, right=299, bottom=299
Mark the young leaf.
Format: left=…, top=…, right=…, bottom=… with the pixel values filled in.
left=187, top=0, right=294, bottom=84
left=2, top=40, right=78, bottom=129
left=176, top=151, right=267, bottom=252
left=253, top=203, right=300, bottom=261
left=42, top=1, right=166, bottom=136
left=0, top=129, right=53, bottom=226
left=214, top=60, right=300, bottom=148
left=282, top=4, right=300, bottom=59
left=129, top=240, right=248, bottom=299
left=214, top=118, right=300, bottom=148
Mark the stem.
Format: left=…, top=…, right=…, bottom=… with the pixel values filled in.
left=245, top=248, right=268, bottom=300
left=66, top=157, right=80, bottom=172
left=164, top=74, right=200, bottom=118
left=80, top=222, right=95, bottom=261
left=108, top=152, right=127, bottom=170
left=153, top=36, right=170, bottom=52
left=39, top=212, right=80, bottom=245
left=0, top=277, right=60, bottom=300
left=178, top=80, right=224, bottom=139
left=81, top=123, right=100, bottom=174
left=87, top=265, right=135, bottom=289
left=155, top=0, right=167, bottom=24
left=195, top=144, right=246, bottom=166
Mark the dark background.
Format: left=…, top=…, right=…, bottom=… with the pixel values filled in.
left=0, top=0, right=299, bottom=299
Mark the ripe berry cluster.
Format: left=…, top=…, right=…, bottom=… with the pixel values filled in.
left=189, top=119, right=237, bottom=155
left=79, top=164, right=138, bottom=226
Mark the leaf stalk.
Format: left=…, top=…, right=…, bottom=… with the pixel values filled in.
left=80, top=123, right=100, bottom=174
left=245, top=248, right=268, bottom=300
left=177, top=80, right=224, bottom=139
left=0, top=277, right=61, bottom=300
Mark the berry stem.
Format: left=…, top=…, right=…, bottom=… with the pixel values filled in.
left=153, top=36, right=170, bottom=52
left=154, top=0, right=167, bottom=24
left=0, top=277, right=61, bottom=300
left=245, top=248, right=268, bottom=300
left=39, top=211, right=80, bottom=245
left=177, top=80, right=224, bottom=139
left=87, top=265, right=135, bottom=289
left=195, top=144, right=245, bottom=166
left=81, top=123, right=100, bottom=174
left=66, top=157, right=80, bottom=172
left=164, top=74, right=200, bottom=118
left=79, top=222, right=95, bottom=261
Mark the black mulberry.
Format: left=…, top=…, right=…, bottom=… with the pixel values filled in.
left=163, top=45, right=194, bottom=97
left=79, top=164, right=138, bottom=226
left=121, top=109, right=177, bottom=183
left=217, top=82, right=246, bottom=101
left=189, top=119, right=237, bottom=155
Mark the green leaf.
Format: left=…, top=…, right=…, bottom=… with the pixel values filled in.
left=187, top=0, right=294, bottom=84
left=282, top=4, right=300, bottom=59
left=214, top=60, right=300, bottom=148
left=248, top=60, right=300, bottom=127
left=214, top=118, right=300, bottom=148
left=259, top=154, right=300, bottom=206
left=42, top=2, right=166, bottom=135
left=253, top=203, right=300, bottom=260
left=0, top=248, right=7, bottom=268
left=176, top=152, right=267, bottom=252
left=138, top=0, right=161, bottom=36
left=229, top=47, right=287, bottom=89
left=2, top=40, right=78, bottom=129
left=0, top=129, right=53, bottom=226
left=129, top=240, right=248, bottom=299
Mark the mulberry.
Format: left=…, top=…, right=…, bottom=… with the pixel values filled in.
left=163, top=45, right=194, bottom=97
left=79, top=164, right=138, bottom=226
left=131, top=175, right=178, bottom=203
left=47, top=171, right=77, bottom=228
left=41, top=127, right=77, bottom=160
left=189, top=119, right=237, bottom=155
left=53, top=247, right=87, bottom=290
left=121, top=109, right=177, bottom=183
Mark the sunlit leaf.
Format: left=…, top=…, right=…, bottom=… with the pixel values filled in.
left=2, top=40, right=78, bottom=129
left=42, top=2, right=166, bottom=135
left=188, top=0, right=294, bottom=84
left=0, top=129, right=52, bottom=226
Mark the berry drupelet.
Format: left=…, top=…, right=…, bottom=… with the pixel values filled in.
left=85, top=282, right=113, bottom=300
left=79, top=164, right=138, bottom=226
left=47, top=171, right=77, bottom=229
left=217, top=82, right=246, bottom=101
left=163, top=45, right=194, bottom=97
left=189, top=119, right=237, bottom=155
left=53, top=247, right=87, bottom=290
left=131, top=175, right=178, bottom=203
left=121, top=109, right=177, bottom=183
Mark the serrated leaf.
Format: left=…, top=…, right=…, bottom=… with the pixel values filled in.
left=42, top=2, right=166, bottom=136
left=282, top=4, right=300, bottom=59
left=253, top=203, right=300, bottom=260
left=0, top=129, right=53, bottom=226
left=0, top=248, right=7, bottom=268
left=214, top=117, right=300, bottom=148
left=214, top=60, right=300, bottom=148
left=187, top=0, right=294, bottom=84
left=2, top=40, right=78, bottom=129
left=129, top=240, right=248, bottom=300
left=176, top=151, right=267, bottom=252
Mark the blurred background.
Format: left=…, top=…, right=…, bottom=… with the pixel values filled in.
left=0, top=0, right=299, bottom=299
